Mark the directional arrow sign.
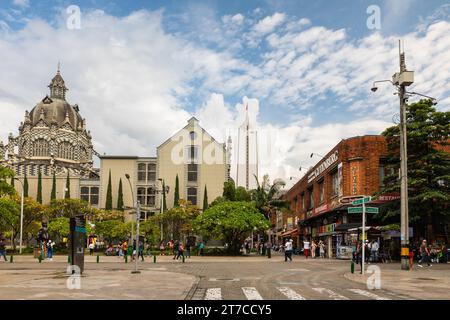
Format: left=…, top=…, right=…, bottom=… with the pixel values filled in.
left=352, top=196, right=372, bottom=205
left=347, top=206, right=379, bottom=214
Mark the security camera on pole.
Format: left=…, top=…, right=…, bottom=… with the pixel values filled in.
left=371, top=40, right=437, bottom=270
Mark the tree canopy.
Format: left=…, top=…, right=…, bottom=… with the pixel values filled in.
left=193, top=201, right=269, bottom=255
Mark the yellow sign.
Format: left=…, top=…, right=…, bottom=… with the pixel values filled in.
left=401, top=247, right=409, bottom=256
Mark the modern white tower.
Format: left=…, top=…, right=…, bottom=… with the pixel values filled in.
left=236, top=104, right=259, bottom=190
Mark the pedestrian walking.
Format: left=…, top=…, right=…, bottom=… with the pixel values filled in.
left=89, top=242, right=95, bottom=256
left=284, top=238, right=293, bottom=262
left=418, top=239, right=432, bottom=267
left=0, top=238, right=8, bottom=262
left=198, top=241, right=205, bottom=256
left=185, top=241, right=191, bottom=258
left=311, top=240, right=316, bottom=258
left=303, top=239, right=310, bottom=259
left=266, top=240, right=272, bottom=258
left=370, top=240, right=379, bottom=263
left=176, top=242, right=185, bottom=260
left=138, top=241, right=144, bottom=261
left=319, top=240, right=325, bottom=258
left=122, top=241, right=128, bottom=258
left=159, top=241, right=165, bottom=255
left=47, top=240, right=54, bottom=260
left=173, top=240, right=179, bottom=260
left=168, top=240, right=174, bottom=256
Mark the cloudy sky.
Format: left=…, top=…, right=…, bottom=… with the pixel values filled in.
left=1, top=0, right=449, bottom=187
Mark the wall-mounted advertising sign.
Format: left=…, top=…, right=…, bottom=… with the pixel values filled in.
left=308, top=150, right=339, bottom=183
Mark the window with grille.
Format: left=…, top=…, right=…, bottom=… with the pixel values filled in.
left=33, top=139, right=49, bottom=157
left=147, top=163, right=156, bottom=181
left=137, top=187, right=156, bottom=206
left=318, top=180, right=324, bottom=203
left=187, top=164, right=198, bottom=182
left=80, top=186, right=99, bottom=205
left=58, top=141, right=74, bottom=160
left=308, top=187, right=314, bottom=209
left=187, top=187, right=197, bottom=205
left=331, top=170, right=339, bottom=196
left=137, top=162, right=156, bottom=182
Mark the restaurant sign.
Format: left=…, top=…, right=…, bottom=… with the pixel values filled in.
left=308, top=150, right=339, bottom=183
left=314, top=204, right=330, bottom=216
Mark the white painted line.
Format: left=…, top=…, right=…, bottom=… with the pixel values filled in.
left=312, top=288, right=349, bottom=300
left=242, top=287, right=263, bottom=300
left=286, top=268, right=310, bottom=272
left=208, top=278, right=240, bottom=282
left=205, top=288, right=222, bottom=300
left=348, top=289, right=390, bottom=300
left=277, top=287, right=306, bottom=300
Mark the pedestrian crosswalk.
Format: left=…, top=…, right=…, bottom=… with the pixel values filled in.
left=201, top=286, right=393, bottom=300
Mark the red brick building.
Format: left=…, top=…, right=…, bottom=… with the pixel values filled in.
left=281, top=135, right=393, bottom=258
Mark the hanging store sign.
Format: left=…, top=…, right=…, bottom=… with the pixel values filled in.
left=308, top=150, right=339, bottom=183
left=314, top=204, right=330, bottom=215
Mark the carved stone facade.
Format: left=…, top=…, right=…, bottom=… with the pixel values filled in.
left=0, top=69, right=99, bottom=203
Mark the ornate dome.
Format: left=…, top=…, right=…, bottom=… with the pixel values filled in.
left=29, top=97, right=83, bottom=129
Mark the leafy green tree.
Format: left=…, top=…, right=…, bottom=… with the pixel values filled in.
left=117, top=178, right=124, bottom=211
left=222, top=180, right=236, bottom=201
left=48, top=217, right=93, bottom=241
left=95, top=220, right=129, bottom=243
left=139, top=218, right=161, bottom=246
left=36, top=170, right=42, bottom=204
left=105, top=170, right=113, bottom=210
left=50, top=171, right=56, bottom=201
left=45, top=199, right=98, bottom=219
left=210, top=196, right=226, bottom=207
left=235, top=186, right=251, bottom=201
left=174, top=174, right=180, bottom=207
left=193, top=201, right=269, bottom=255
left=65, top=171, right=70, bottom=199
left=0, top=197, right=19, bottom=241
left=203, top=185, right=208, bottom=211
left=379, top=99, right=450, bottom=242
left=23, top=172, right=29, bottom=197
left=0, top=165, right=15, bottom=196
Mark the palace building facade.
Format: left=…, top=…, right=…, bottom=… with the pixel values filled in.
left=1, top=70, right=229, bottom=220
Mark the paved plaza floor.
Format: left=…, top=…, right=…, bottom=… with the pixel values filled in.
left=1, top=253, right=449, bottom=300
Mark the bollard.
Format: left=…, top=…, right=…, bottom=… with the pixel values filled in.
left=68, top=255, right=71, bottom=263
left=268, top=249, right=271, bottom=259
left=182, top=255, right=185, bottom=263
left=38, top=255, right=42, bottom=263
left=351, top=260, right=355, bottom=274
left=10, top=255, right=13, bottom=263
left=125, top=254, right=128, bottom=263
left=97, top=255, right=100, bottom=263
left=153, top=255, right=156, bottom=263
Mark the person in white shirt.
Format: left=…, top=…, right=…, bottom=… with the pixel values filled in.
left=284, top=239, right=293, bottom=262
left=303, top=239, right=310, bottom=259
left=370, top=240, right=379, bottom=262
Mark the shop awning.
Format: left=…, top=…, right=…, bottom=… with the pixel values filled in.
left=334, top=223, right=361, bottom=232
left=281, top=228, right=299, bottom=237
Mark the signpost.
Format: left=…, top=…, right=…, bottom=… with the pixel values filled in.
left=347, top=196, right=376, bottom=275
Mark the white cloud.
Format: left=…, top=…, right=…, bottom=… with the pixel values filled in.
left=253, top=12, right=286, bottom=34
left=12, top=0, right=29, bottom=8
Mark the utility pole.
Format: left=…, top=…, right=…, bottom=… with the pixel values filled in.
left=397, top=41, right=410, bottom=270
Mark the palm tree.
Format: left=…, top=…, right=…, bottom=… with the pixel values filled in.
left=251, top=174, right=289, bottom=219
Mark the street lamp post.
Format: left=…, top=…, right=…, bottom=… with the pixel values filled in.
left=15, top=178, right=25, bottom=254
left=125, top=174, right=140, bottom=274
left=371, top=41, right=436, bottom=270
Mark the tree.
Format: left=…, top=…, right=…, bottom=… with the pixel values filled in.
left=105, top=170, right=113, bottom=210
left=139, top=218, right=161, bottom=246
left=95, top=220, right=129, bottom=244
left=23, top=171, right=29, bottom=197
left=36, top=169, right=42, bottom=204
left=156, top=200, right=200, bottom=241
left=163, top=181, right=168, bottom=211
left=379, top=99, right=450, bottom=242
left=222, top=180, right=236, bottom=201
left=203, top=185, right=208, bottom=211
left=210, top=196, right=226, bottom=207
left=0, top=165, right=15, bottom=196
left=45, top=199, right=98, bottom=220
left=251, top=174, right=289, bottom=219
left=193, top=201, right=270, bottom=255
left=117, top=178, right=124, bottom=211
left=48, top=216, right=93, bottom=242
left=50, top=171, right=56, bottom=201
left=174, top=174, right=180, bottom=207
left=0, top=197, right=19, bottom=241
left=235, top=186, right=251, bottom=201
left=65, top=171, right=70, bottom=199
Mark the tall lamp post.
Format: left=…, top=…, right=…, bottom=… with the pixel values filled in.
left=14, top=178, right=25, bottom=254
left=157, top=178, right=169, bottom=242
left=125, top=174, right=140, bottom=274
left=371, top=40, right=436, bottom=270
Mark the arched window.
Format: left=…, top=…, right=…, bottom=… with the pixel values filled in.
left=32, top=139, right=49, bottom=157
left=80, top=147, right=88, bottom=161
left=58, top=141, right=74, bottom=160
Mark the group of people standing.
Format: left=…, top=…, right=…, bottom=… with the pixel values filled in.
left=353, top=240, right=380, bottom=264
